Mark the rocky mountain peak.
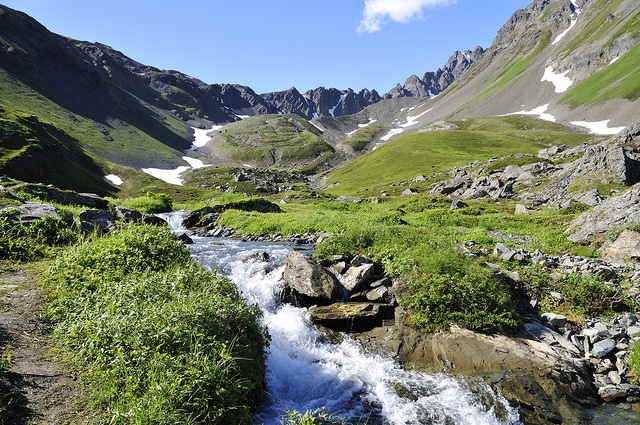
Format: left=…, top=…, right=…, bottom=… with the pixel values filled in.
left=385, top=47, right=485, bottom=99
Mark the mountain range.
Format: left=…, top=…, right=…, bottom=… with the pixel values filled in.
left=0, top=0, right=639, bottom=194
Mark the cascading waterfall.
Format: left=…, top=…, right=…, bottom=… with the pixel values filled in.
left=160, top=212, right=522, bottom=425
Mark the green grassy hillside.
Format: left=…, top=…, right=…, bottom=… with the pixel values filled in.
left=201, top=114, right=334, bottom=171
left=323, top=116, right=597, bottom=195
left=562, top=42, right=640, bottom=107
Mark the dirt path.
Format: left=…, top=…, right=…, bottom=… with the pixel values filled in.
left=0, top=262, right=83, bottom=425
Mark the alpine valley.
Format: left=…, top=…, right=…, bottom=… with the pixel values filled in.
left=2, top=1, right=640, bottom=425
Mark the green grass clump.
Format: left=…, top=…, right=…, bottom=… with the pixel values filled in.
left=630, top=342, right=640, bottom=384
left=114, top=191, right=174, bottom=214
left=521, top=268, right=633, bottom=319
left=44, top=224, right=268, bottom=424
left=0, top=209, right=78, bottom=261
left=280, top=407, right=358, bottom=425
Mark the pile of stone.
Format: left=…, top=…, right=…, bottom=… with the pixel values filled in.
left=540, top=312, right=640, bottom=403
left=488, top=242, right=640, bottom=283
left=281, top=252, right=396, bottom=332
left=485, top=239, right=640, bottom=403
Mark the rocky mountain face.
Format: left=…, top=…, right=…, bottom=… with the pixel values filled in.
left=0, top=4, right=479, bottom=129
left=410, top=0, right=640, bottom=130
left=386, top=47, right=485, bottom=98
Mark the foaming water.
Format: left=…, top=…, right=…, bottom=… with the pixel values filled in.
left=161, top=212, right=522, bottom=425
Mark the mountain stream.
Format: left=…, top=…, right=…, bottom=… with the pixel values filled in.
left=161, top=211, right=524, bottom=424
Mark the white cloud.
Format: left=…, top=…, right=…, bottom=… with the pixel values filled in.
left=357, top=0, right=456, bottom=34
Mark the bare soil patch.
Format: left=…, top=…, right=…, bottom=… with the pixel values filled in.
left=0, top=261, right=84, bottom=425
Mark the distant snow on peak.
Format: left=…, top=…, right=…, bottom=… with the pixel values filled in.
left=329, top=95, right=345, bottom=117
left=553, top=1, right=582, bottom=45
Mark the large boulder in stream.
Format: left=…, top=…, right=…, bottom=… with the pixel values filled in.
left=282, top=251, right=345, bottom=307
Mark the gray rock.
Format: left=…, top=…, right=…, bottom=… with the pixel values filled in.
left=1, top=202, right=58, bottom=225
left=307, top=302, right=395, bottom=332
left=591, top=339, right=616, bottom=358
left=598, top=384, right=640, bottom=402
left=450, top=200, right=468, bottom=210
left=283, top=251, right=344, bottom=307
left=502, top=165, right=525, bottom=181
left=542, top=312, right=567, bottom=328
left=627, top=325, right=640, bottom=339
left=514, top=204, right=530, bottom=214
left=572, top=189, right=604, bottom=207
left=602, top=229, right=640, bottom=266
left=79, top=209, right=114, bottom=229
left=494, top=243, right=516, bottom=261
left=366, top=286, right=389, bottom=302
left=401, top=188, right=419, bottom=196
left=566, top=187, right=640, bottom=243
left=114, top=206, right=143, bottom=222
left=341, top=263, right=375, bottom=293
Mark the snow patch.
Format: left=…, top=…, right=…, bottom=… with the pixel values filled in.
left=309, top=121, right=324, bottom=132
left=541, top=67, right=573, bottom=93
left=346, top=118, right=378, bottom=136
left=502, top=104, right=556, bottom=122
left=553, top=1, right=581, bottom=45
left=570, top=120, right=626, bottom=135
left=181, top=156, right=207, bottom=169
left=105, top=174, right=123, bottom=186
left=378, top=108, right=433, bottom=144
left=141, top=166, right=190, bottom=186
left=379, top=128, right=405, bottom=143
left=191, top=125, right=223, bottom=150
left=141, top=154, right=212, bottom=185
left=400, top=109, right=432, bottom=128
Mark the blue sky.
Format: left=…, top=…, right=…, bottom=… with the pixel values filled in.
left=3, top=0, right=531, bottom=94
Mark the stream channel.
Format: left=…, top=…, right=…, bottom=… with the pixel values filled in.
left=160, top=211, right=638, bottom=424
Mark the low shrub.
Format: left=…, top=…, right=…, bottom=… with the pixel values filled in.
left=0, top=210, right=77, bottom=261
left=396, top=253, right=522, bottom=334
left=44, top=224, right=268, bottom=424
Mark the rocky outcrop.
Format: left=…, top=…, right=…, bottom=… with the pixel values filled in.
left=566, top=185, right=640, bottom=243
left=359, top=319, right=599, bottom=425
left=425, top=126, right=640, bottom=246
left=261, top=87, right=315, bottom=119
left=1, top=202, right=59, bottom=225
left=12, top=184, right=109, bottom=209
left=602, top=229, right=640, bottom=265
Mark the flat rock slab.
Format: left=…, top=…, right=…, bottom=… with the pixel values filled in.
left=308, top=302, right=395, bottom=333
